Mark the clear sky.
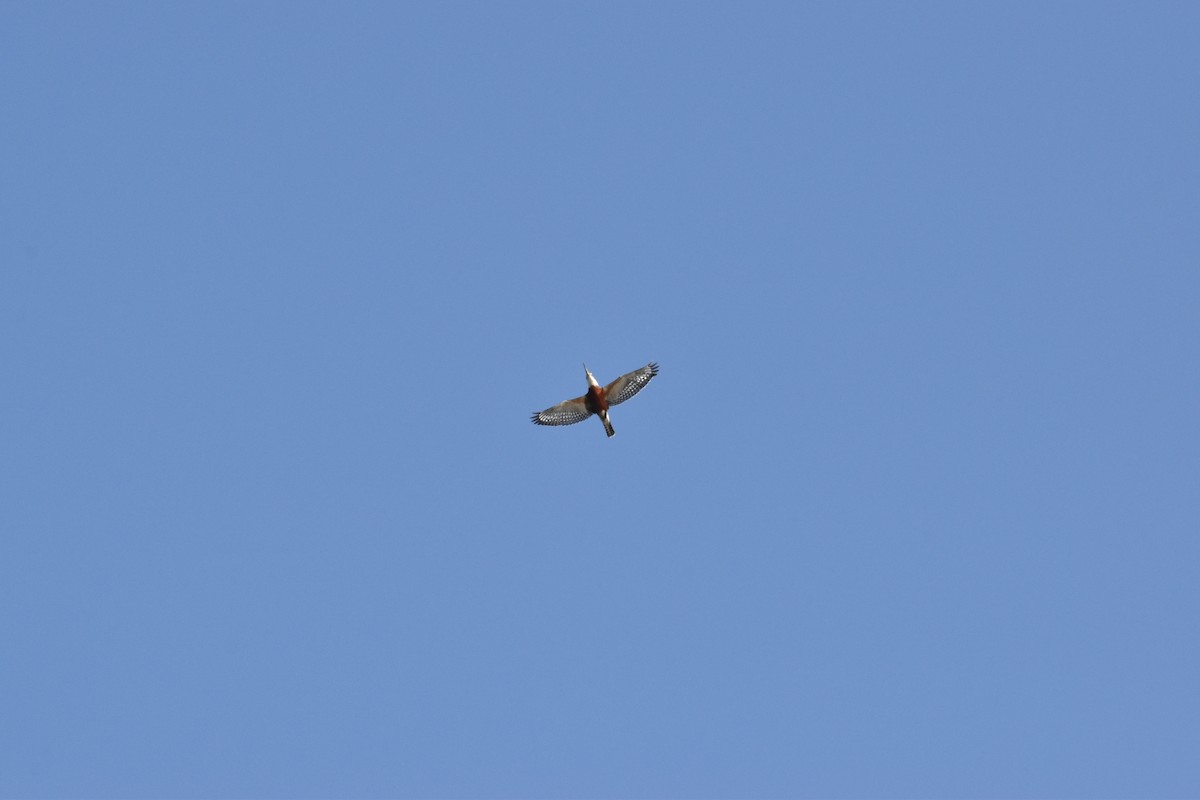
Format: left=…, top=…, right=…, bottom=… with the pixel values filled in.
left=2, top=2, right=1197, bottom=797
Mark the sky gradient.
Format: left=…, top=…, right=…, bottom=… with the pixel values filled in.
left=2, top=2, right=1198, bottom=797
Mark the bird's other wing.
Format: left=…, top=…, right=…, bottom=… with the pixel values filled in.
left=531, top=395, right=593, bottom=426
left=605, top=362, right=659, bottom=406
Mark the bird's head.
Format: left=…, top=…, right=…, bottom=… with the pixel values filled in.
left=583, top=363, right=600, bottom=388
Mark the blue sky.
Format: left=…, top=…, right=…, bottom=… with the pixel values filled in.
left=2, top=2, right=1197, bottom=797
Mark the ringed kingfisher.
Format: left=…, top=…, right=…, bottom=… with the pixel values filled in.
left=531, top=362, right=659, bottom=438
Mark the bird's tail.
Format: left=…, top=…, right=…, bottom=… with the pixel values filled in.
left=601, top=412, right=615, bottom=438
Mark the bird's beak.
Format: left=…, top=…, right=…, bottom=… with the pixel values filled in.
left=583, top=363, right=598, bottom=387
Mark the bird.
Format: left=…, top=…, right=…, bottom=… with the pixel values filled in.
left=531, top=362, right=659, bottom=438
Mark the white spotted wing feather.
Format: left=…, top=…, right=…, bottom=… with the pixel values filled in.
left=531, top=396, right=592, bottom=427
left=604, top=362, right=659, bottom=406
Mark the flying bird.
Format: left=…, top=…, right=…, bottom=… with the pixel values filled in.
left=531, top=362, right=659, bottom=438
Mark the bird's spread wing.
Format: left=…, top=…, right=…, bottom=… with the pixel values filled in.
left=531, top=395, right=592, bottom=426
left=605, top=362, right=659, bottom=407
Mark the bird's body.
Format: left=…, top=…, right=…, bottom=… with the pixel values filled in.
left=532, top=362, right=659, bottom=438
